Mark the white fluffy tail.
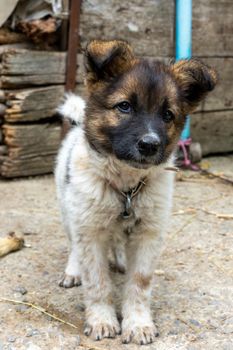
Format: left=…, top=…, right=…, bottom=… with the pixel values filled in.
left=58, top=93, right=86, bottom=125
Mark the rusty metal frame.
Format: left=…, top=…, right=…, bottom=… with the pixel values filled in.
left=62, top=0, right=82, bottom=137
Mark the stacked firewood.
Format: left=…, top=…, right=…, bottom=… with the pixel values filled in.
left=0, top=48, right=84, bottom=177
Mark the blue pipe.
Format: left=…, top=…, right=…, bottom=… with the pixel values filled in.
left=175, top=0, right=192, bottom=140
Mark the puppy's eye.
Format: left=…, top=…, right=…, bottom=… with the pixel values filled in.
left=163, top=110, right=175, bottom=123
left=116, top=101, right=131, bottom=113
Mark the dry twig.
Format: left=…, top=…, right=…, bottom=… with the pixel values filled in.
left=0, top=297, right=78, bottom=329
left=173, top=208, right=196, bottom=216
left=170, top=214, right=196, bottom=240
left=200, top=208, right=233, bottom=220
left=0, top=298, right=110, bottom=350
left=200, top=169, right=233, bottom=186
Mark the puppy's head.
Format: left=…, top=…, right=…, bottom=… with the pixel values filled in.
left=84, top=40, right=217, bottom=168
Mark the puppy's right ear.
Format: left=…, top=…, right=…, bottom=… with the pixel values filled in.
left=85, top=40, right=135, bottom=88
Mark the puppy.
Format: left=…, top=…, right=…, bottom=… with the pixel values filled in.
left=55, top=40, right=216, bottom=345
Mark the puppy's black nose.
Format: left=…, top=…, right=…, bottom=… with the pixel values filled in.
left=138, top=134, right=160, bottom=156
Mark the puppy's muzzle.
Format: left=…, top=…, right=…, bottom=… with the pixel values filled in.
left=137, top=134, right=161, bottom=157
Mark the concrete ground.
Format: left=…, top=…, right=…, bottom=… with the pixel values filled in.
left=0, top=155, right=233, bottom=350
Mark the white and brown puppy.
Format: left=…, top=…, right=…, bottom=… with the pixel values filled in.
left=55, top=40, right=216, bottom=345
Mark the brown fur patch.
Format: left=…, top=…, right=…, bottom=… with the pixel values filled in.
left=85, top=40, right=136, bottom=92
left=171, top=58, right=217, bottom=114
left=134, top=272, right=152, bottom=289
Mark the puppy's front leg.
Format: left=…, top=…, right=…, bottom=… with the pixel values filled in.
left=77, top=230, right=120, bottom=340
left=121, top=224, right=163, bottom=345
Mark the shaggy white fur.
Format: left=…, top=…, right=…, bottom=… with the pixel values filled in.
left=57, top=93, right=86, bottom=125
left=55, top=95, right=175, bottom=345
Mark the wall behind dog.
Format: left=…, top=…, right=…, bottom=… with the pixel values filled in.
left=0, top=0, right=231, bottom=178
left=75, top=0, right=233, bottom=156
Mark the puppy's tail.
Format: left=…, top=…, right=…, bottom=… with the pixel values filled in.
left=58, top=93, right=86, bottom=125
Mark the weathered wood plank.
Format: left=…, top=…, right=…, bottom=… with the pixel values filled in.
left=193, top=0, right=233, bottom=57
left=0, top=130, right=3, bottom=144
left=0, top=90, right=6, bottom=103
left=0, top=155, right=7, bottom=167
left=3, top=84, right=85, bottom=122
left=0, top=75, right=66, bottom=89
left=0, top=104, right=6, bottom=116
left=195, top=57, right=233, bottom=112
left=80, top=0, right=174, bottom=57
left=2, top=122, right=61, bottom=152
left=1, top=122, right=61, bottom=177
left=191, top=111, right=233, bottom=155
left=0, top=145, right=7, bottom=155
left=0, top=43, right=37, bottom=56
left=0, top=28, right=27, bottom=44
left=1, top=155, right=57, bottom=178
left=0, top=49, right=67, bottom=76
left=0, top=50, right=84, bottom=88
left=4, top=86, right=65, bottom=122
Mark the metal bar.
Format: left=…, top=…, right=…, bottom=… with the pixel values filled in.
left=61, top=0, right=82, bottom=138
left=65, top=0, right=81, bottom=92
left=60, top=0, right=69, bottom=51
left=175, top=0, right=192, bottom=140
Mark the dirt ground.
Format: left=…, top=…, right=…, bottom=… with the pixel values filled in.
left=0, top=155, right=233, bottom=350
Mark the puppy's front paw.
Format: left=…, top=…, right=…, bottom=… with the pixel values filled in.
left=122, top=322, right=159, bottom=345
left=59, top=274, right=82, bottom=288
left=84, top=305, right=120, bottom=340
left=84, top=321, right=121, bottom=340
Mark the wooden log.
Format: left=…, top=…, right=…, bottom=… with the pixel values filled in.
left=0, top=103, right=6, bottom=116
left=0, top=49, right=67, bottom=76
left=1, top=122, right=61, bottom=177
left=0, top=155, right=7, bottom=167
left=3, top=84, right=85, bottom=122
left=0, top=28, right=27, bottom=44
left=0, top=43, right=35, bottom=55
left=193, top=0, right=233, bottom=57
left=0, top=75, right=66, bottom=89
left=0, top=50, right=84, bottom=88
left=0, top=90, right=6, bottom=103
left=0, top=145, right=7, bottom=155
left=2, top=122, right=61, bottom=153
left=80, top=0, right=174, bottom=57
left=191, top=111, right=233, bottom=155
left=1, top=155, right=57, bottom=178
left=4, top=86, right=65, bottom=122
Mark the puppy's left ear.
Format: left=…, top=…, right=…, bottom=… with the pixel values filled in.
left=85, top=40, right=135, bottom=88
left=171, top=59, right=217, bottom=113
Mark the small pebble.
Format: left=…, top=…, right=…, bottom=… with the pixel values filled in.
left=14, top=286, right=28, bottom=295
left=26, top=329, right=40, bottom=337
left=168, top=329, right=178, bottom=335
left=189, top=319, right=202, bottom=327
left=16, top=305, right=29, bottom=313
left=7, top=336, right=16, bottom=343
left=76, top=304, right=85, bottom=312
left=26, top=343, right=41, bottom=350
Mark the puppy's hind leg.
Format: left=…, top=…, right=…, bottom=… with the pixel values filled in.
left=59, top=242, right=82, bottom=288
left=59, top=213, right=82, bottom=288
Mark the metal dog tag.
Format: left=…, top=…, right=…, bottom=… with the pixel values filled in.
left=122, top=193, right=133, bottom=219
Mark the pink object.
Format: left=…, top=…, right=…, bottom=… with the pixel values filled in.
left=178, top=138, right=199, bottom=170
